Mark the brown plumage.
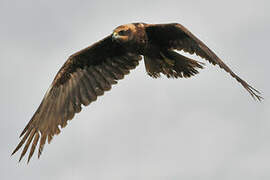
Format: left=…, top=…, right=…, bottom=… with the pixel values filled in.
left=12, top=22, right=262, bottom=163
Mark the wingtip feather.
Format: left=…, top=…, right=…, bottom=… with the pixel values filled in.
left=27, top=132, right=40, bottom=163
left=18, top=129, right=36, bottom=162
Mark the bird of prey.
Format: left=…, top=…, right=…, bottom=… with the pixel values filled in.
left=12, top=22, right=262, bottom=163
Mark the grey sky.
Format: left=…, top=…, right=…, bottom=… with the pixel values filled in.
left=1, top=0, right=269, bottom=179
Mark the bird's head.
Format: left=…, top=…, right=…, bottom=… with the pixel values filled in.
left=112, top=24, right=136, bottom=43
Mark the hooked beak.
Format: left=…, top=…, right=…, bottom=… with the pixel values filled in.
left=112, top=32, right=119, bottom=40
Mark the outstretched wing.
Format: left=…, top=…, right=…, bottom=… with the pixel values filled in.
left=12, top=35, right=142, bottom=162
left=145, top=23, right=262, bottom=100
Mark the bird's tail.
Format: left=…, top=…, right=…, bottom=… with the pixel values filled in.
left=144, top=50, right=204, bottom=78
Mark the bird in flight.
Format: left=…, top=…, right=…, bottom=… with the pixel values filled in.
left=12, top=23, right=262, bottom=163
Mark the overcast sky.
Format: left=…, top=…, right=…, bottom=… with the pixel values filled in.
left=1, top=0, right=270, bottom=180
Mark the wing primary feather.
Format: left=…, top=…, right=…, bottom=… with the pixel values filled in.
left=41, top=96, right=55, bottom=137
left=47, top=134, right=53, bottom=144
left=46, top=99, right=58, bottom=138
left=12, top=129, right=32, bottom=156
left=20, top=120, right=33, bottom=138
left=27, top=132, right=40, bottom=163
left=19, top=101, right=44, bottom=137
left=176, top=24, right=263, bottom=100
left=204, top=49, right=263, bottom=101
left=38, top=133, right=47, bottom=158
left=19, top=129, right=36, bottom=162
